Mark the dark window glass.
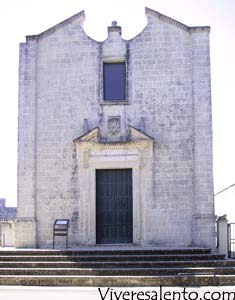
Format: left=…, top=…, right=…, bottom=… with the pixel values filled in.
left=103, top=62, right=126, bottom=101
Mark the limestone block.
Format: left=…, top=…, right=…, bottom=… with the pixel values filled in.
left=0, top=221, right=16, bottom=247
left=15, top=218, right=37, bottom=248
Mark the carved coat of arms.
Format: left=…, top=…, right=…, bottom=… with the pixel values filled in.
left=108, top=117, right=121, bottom=136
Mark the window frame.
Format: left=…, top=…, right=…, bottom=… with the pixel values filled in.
left=102, top=61, right=127, bottom=103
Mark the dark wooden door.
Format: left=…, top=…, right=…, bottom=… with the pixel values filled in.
left=96, top=169, right=133, bottom=244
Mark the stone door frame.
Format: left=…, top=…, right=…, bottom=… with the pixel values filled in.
left=89, top=158, right=140, bottom=245
left=74, top=127, right=154, bottom=246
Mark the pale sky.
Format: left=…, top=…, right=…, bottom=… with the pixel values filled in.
left=0, top=0, right=234, bottom=220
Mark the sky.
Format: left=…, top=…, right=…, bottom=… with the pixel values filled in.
left=0, top=0, right=234, bottom=220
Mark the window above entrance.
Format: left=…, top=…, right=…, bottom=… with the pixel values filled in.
left=103, top=62, right=126, bottom=101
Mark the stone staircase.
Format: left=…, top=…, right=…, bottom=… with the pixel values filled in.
left=0, top=248, right=234, bottom=286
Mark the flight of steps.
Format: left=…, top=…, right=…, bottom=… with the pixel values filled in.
left=0, top=248, right=234, bottom=286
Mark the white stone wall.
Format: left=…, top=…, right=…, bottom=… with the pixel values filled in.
left=33, top=12, right=100, bottom=248
left=17, top=8, right=215, bottom=248
left=128, top=13, right=194, bottom=247
left=0, top=222, right=15, bottom=247
left=191, top=30, right=215, bottom=248
left=17, top=37, right=37, bottom=248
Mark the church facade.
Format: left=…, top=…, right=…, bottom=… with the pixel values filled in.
left=16, top=7, right=215, bottom=249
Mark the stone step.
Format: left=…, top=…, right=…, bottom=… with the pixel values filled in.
left=0, top=248, right=231, bottom=286
left=0, top=266, right=234, bottom=276
left=0, top=248, right=211, bottom=256
left=0, top=254, right=224, bottom=262
left=0, top=274, right=234, bottom=286
left=0, top=259, right=232, bottom=269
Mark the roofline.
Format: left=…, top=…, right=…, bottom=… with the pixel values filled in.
left=26, top=10, right=85, bottom=42
left=25, top=7, right=210, bottom=43
left=145, top=7, right=210, bottom=33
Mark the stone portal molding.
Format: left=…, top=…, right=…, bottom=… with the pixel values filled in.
left=74, top=126, right=153, bottom=147
left=74, top=127, right=99, bottom=144
left=73, top=125, right=154, bottom=246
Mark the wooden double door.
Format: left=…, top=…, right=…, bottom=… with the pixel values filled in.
left=96, top=169, right=133, bottom=244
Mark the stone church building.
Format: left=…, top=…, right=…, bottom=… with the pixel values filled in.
left=16, top=7, right=215, bottom=249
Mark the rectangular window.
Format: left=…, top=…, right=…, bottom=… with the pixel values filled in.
left=103, top=62, right=126, bottom=101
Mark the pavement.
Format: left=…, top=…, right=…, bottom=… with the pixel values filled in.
left=0, top=286, right=235, bottom=300
left=0, top=286, right=98, bottom=300
left=0, top=246, right=216, bottom=251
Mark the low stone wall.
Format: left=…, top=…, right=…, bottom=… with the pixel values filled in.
left=0, top=221, right=15, bottom=247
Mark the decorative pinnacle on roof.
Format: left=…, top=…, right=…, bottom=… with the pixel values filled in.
left=108, top=20, right=122, bottom=36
